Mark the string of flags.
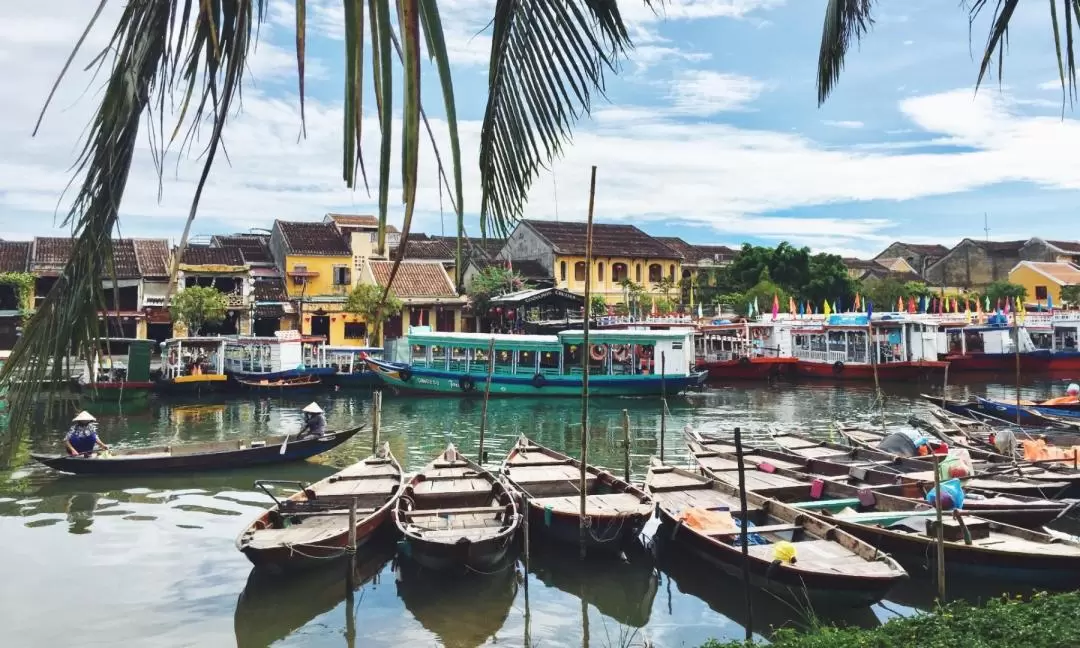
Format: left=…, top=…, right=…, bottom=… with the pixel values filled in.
left=753, top=292, right=1040, bottom=321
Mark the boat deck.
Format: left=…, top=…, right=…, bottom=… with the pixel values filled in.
left=402, top=456, right=509, bottom=543
left=530, top=493, right=652, bottom=517
left=505, top=463, right=597, bottom=497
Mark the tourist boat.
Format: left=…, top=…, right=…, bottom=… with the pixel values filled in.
left=768, top=430, right=1078, bottom=498
left=31, top=425, right=363, bottom=475
left=157, top=337, right=229, bottom=394
left=236, top=442, right=404, bottom=570
left=645, top=460, right=906, bottom=606
left=685, top=434, right=1080, bottom=587
left=694, top=321, right=798, bottom=380
left=76, top=338, right=156, bottom=401
left=395, top=444, right=519, bottom=573
left=687, top=431, right=1070, bottom=527
left=939, top=312, right=1080, bottom=374
left=363, top=328, right=707, bottom=397
left=235, top=374, right=322, bottom=392
left=223, top=330, right=337, bottom=384
left=499, top=436, right=653, bottom=554
left=320, top=346, right=383, bottom=387
left=791, top=314, right=948, bottom=381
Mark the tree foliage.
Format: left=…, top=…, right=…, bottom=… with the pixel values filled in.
left=859, top=277, right=932, bottom=310
left=466, top=266, right=528, bottom=313
left=589, top=295, right=608, bottom=317
left=1061, top=285, right=1080, bottom=306
left=722, top=244, right=854, bottom=309
left=345, top=284, right=404, bottom=323
left=985, top=281, right=1028, bottom=305
left=171, top=286, right=228, bottom=336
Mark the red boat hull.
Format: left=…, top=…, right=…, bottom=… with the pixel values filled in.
left=796, top=360, right=948, bottom=382
left=944, top=352, right=1080, bottom=374
left=697, top=357, right=798, bottom=380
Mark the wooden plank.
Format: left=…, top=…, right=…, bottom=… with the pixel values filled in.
left=403, top=505, right=505, bottom=518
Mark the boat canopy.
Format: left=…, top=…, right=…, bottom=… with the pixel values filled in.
left=407, top=330, right=562, bottom=352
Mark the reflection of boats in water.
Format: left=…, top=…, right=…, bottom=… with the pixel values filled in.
left=528, top=539, right=658, bottom=629
left=652, top=533, right=882, bottom=637
left=395, top=558, right=518, bottom=648
left=234, top=545, right=395, bottom=648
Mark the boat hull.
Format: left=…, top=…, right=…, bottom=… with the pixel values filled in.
left=78, top=382, right=155, bottom=401
left=325, top=371, right=380, bottom=388
left=796, top=360, right=948, bottom=381
left=697, top=357, right=797, bottom=381
left=240, top=508, right=391, bottom=571
left=155, top=374, right=229, bottom=395
left=398, top=533, right=515, bottom=573
left=365, top=358, right=705, bottom=397
left=943, top=350, right=1080, bottom=375
left=228, top=367, right=337, bottom=384
left=31, top=427, right=362, bottom=475
left=522, top=500, right=648, bottom=554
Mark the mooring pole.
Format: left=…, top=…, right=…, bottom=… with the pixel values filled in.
left=659, top=351, right=667, bottom=462
left=478, top=337, right=496, bottom=464
left=1014, top=306, right=1022, bottom=426
left=579, top=165, right=598, bottom=561
left=734, top=426, right=754, bottom=641
left=622, top=409, right=631, bottom=482
left=932, top=451, right=947, bottom=601
left=371, top=390, right=382, bottom=454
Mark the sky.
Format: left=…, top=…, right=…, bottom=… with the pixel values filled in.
left=1, top=0, right=1079, bottom=259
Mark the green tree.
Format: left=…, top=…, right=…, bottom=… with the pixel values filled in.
left=170, top=286, right=228, bottom=336
left=859, top=278, right=932, bottom=311
left=984, top=281, right=1028, bottom=306
left=466, top=266, right=528, bottom=314
left=1061, top=285, right=1080, bottom=307
left=739, top=268, right=788, bottom=318
left=345, top=284, right=404, bottom=345
left=800, top=253, right=855, bottom=306
left=589, top=295, right=608, bottom=317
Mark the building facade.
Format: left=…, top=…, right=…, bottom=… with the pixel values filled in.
left=923, top=239, right=1027, bottom=290
left=1009, top=261, right=1080, bottom=306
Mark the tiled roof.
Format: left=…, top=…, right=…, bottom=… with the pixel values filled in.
left=971, top=239, right=1027, bottom=254
left=369, top=261, right=457, bottom=298
left=656, top=237, right=736, bottom=262
left=1020, top=261, right=1080, bottom=285
left=326, top=213, right=378, bottom=227
left=181, top=245, right=246, bottom=266
left=694, top=244, right=738, bottom=259
left=898, top=243, right=949, bottom=257
left=524, top=220, right=681, bottom=259
left=31, top=237, right=75, bottom=272
left=111, top=239, right=141, bottom=279
left=392, top=238, right=455, bottom=260
left=212, top=234, right=272, bottom=264
left=430, top=236, right=506, bottom=260
left=655, top=237, right=695, bottom=259
left=843, top=257, right=881, bottom=271
left=276, top=221, right=351, bottom=256
left=252, top=277, right=288, bottom=302
left=133, top=239, right=170, bottom=278
left=0, top=241, right=30, bottom=272
left=1046, top=240, right=1080, bottom=254
left=472, top=258, right=552, bottom=280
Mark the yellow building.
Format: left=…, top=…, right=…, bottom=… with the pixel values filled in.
left=500, top=220, right=683, bottom=305
left=269, top=220, right=368, bottom=345
left=1008, top=261, right=1080, bottom=307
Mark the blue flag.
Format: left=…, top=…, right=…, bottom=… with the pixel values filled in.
left=1048, top=294, right=1055, bottom=310
left=867, top=300, right=873, bottom=320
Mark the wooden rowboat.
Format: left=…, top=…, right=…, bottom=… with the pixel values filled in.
left=685, top=434, right=1080, bottom=587
left=646, top=460, right=907, bottom=607
left=235, top=374, right=322, bottom=390
left=31, top=426, right=364, bottom=475
left=236, top=442, right=404, bottom=570
left=500, top=436, right=652, bottom=555
left=395, top=444, right=519, bottom=573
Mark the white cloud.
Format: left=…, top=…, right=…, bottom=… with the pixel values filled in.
left=1038, top=79, right=1064, bottom=90
left=822, top=120, right=865, bottom=129
left=669, top=71, right=769, bottom=115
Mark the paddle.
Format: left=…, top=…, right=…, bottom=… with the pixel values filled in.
left=279, top=433, right=291, bottom=455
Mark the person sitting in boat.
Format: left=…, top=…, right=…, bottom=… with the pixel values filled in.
left=297, top=402, right=327, bottom=440
left=64, top=411, right=109, bottom=457
left=1044, top=383, right=1080, bottom=406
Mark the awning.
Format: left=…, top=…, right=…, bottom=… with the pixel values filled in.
left=254, top=305, right=285, bottom=319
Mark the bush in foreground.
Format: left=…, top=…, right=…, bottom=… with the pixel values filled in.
left=702, top=591, right=1080, bottom=648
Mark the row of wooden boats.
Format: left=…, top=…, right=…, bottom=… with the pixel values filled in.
left=923, top=392, right=1080, bottom=430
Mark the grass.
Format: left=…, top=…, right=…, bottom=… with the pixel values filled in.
left=701, top=591, right=1080, bottom=648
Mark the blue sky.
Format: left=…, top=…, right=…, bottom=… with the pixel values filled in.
left=1, top=0, right=1078, bottom=258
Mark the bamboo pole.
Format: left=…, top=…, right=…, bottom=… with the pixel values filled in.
left=579, top=165, right=598, bottom=561
left=478, top=337, right=496, bottom=463
left=659, top=352, right=667, bottom=462
left=1014, top=307, right=1022, bottom=425
left=622, top=409, right=631, bottom=482
left=371, top=390, right=382, bottom=454
left=733, top=426, right=754, bottom=641
left=931, top=451, right=947, bottom=601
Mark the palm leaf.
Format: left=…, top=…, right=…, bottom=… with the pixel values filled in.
left=816, top=0, right=874, bottom=106
left=479, top=0, right=632, bottom=238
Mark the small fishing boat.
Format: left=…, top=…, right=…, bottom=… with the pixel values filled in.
left=364, top=328, right=706, bottom=397
left=688, top=432, right=1072, bottom=528
left=500, top=436, right=652, bottom=554
left=685, top=435, right=1080, bottom=587
left=395, top=444, right=519, bottom=573
left=157, top=337, right=229, bottom=394
left=976, top=395, right=1080, bottom=424
left=236, top=442, right=404, bottom=570
left=646, top=460, right=906, bottom=606
left=235, top=374, right=322, bottom=391
left=919, top=393, right=978, bottom=417
left=77, top=338, right=156, bottom=402
left=769, top=430, right=1077, bottom=498
left=31, top=426, right=363, bottom=475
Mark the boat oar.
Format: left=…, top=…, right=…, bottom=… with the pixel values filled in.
left=279, top=433, right=291, bottom=455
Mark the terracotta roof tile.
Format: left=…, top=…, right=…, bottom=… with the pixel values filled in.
left=430, top=236, right=506, bottom=260
left=1023, top=262, right=1080, bottom=285
left=181, top=245, right=245, bottom=266
left=253, top=277, right=288, bottom=302
left=369, top=261, right=457, bottom=298
left=392, top=238, right=455, bottom=260
left=276, top=221, right=351, bottom=256
left=111, top=239, right=141, bottom=279
left=0, top=241, right=30, bottom=272
left=1046, top=240, right=1080, bottom=254
left=31, top=237, right=74, bottom=273
left=656, top=237, right=736, bottom=262
left=898, top=243, right=949, bottom=257
left=972, top=239, right=1027, bottom=254
left=326, top=213, right=378, bottom=227
left=472, top=258, right=552, bottom=280
left=132, top=239, right=170, bottom=278
left=212, top=234, right=272, bottom=263
left=524, top=220, right=681, bottom=259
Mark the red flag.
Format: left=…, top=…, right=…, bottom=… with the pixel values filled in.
left=908, top=296, right=916, bottom=313
left=896, top=296, right=903, bottom=312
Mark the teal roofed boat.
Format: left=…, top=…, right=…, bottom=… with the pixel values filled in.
left=363, top=328, right=706, bottom=397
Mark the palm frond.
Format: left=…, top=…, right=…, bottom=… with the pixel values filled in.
left=479, top=0, right=631, bottom=238
left=816, top=0, right=875, bottom=106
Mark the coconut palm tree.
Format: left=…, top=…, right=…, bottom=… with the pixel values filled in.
left=0, top=0, right=1073, bottom=443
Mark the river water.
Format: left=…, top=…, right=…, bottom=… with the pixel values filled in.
left=2, top=379, right=1077, bottom=647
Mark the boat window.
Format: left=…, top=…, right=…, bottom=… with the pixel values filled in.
left=1055, top=328, right=1079, bottom=351
left=539, top=349, right=560, bottom=374
left=966, top=331, right=985, bottom=353
left=564, top=344, right=582, bottom=373
left=610, top=344, right=634, bottom=374
left=1030, top=331, right=1053, bottom=350
left=648, top=264, right=662, bottom=283
left=411, top=344, right=428, bottom=366
left=494, top=347, right=514, bottom=373
left=574, top=262, right=587, bottom=282
left=518, top=350, right=535, bottom=373
left=612, top=263, right=628, bottom=282
left=343, top=322, right=367, bottom=340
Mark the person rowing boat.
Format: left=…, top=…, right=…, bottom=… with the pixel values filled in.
left=296, top=402, right=327, bottom=440
left=64, top=411, right=109, bottom=457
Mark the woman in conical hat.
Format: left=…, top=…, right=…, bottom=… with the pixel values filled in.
left=298, top=403, right=327, bottom=439
left=65, top=411, right=109, bottom=457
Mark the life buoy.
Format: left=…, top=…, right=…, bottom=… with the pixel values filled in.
left=532, top=373, right=546, bottom=388
left=738, top=356, right=752, bottom=366
left=399, top=368, right=412, bottom=382
left=832, top=361, right=844, bottom=374
left=612, top=345, right=629, bottom=362
left=590, top=345, right=606, bottom=361
left=460, top=376, right=476, bottom=392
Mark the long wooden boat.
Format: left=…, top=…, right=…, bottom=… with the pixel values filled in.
left=499, top=436, right=652, bottom=555
left=770, top=430, right=1078, bottom=498
left=31, top=426, right=363, bottom=475
left=685, top=435, right=1080, bottom=587
left=235, top=374, right=322, bottom=391
left=688, top=432, right=1072, bottom=528
left=395, top=444, right=519, bottom=573
left=919, top=393, right=978, bottom=416
left=236, top=442, right=404, bottom=570
left=365, top=329, right=706, bottom=397
left=976, top=395, right=1080, bottom=425
left=646, top=460, right=906, bottom=606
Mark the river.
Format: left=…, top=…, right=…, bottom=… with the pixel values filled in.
left=1, top=379, right=1076, bottom=647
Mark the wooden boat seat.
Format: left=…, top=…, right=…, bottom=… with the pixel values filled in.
left=316, top=476, right=401, bottom=497
left=707, top=523, right=802, bottom=538
left=530, top=493, right=652, bottom=517
left=433, top=460, right=470, bottom=468
left=403, top=505, right=506, bottom=518
left=285, top=507, right=378, bottom=518
left=789, top=498, right=862, bottom=511
left=421, top=472, right=481, bottom=482
left=746, top=540, right=897, bottom=576
left=413, top=477, right=490, bottom=496
left=410, top=527, right=504, bottom=542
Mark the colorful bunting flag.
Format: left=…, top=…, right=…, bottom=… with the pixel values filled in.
left=772, top=293, right=779, bottom=321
